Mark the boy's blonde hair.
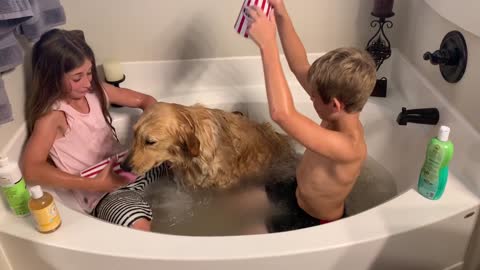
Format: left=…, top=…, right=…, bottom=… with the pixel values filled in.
left=307, top=47, right=377, bottom=113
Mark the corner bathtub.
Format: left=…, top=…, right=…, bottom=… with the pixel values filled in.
left=1, top=51, right=479, bottom=270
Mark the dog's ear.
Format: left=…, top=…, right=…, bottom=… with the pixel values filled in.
left=182, top=132, right=200, bottom=157
left=176, top=108, right=200, bottom=157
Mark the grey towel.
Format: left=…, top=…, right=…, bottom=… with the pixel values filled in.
left=0, top=0, right=32, bottom=20
left=18, top=0, right=66, bottom=41
left=0, top=31, right=23, bottom=73
left=0, top=0, right=33, bottom=39
left=0, top=0, right=33, bottom=125
left=0, top=0, right=32, bottom=72
left=0, top=0, right=65, bottom=125
left=0, top=78, right=13, bottom=125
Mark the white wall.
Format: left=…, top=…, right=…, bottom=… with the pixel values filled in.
left=0, top=0, right=374, bottom=150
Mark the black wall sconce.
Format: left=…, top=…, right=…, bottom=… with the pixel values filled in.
left=365, top=0, right=394, bottom=98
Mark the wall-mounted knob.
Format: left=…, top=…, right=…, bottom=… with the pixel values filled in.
left=423, top=50, right=453, bottom=66
left=423, top=31, right=467, bottom=83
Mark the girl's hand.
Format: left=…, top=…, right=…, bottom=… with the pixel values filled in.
left=246, top=6, right=277, bottom=49
left=93, top=158, right=129, bottom=192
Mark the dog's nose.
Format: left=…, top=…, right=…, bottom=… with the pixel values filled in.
left=120, top=156, right=132, bottom=172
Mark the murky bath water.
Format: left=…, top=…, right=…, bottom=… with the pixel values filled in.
left=146, top=155, right=398, bottom=236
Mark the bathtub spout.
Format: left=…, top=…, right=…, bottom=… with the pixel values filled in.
left=396, top=107, right=439, bottom=126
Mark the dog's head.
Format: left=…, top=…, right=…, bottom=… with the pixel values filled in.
left=123, top=102, right=200, bottom=175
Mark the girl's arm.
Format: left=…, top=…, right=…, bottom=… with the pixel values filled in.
left=102, top=83, right=157, bottom=110
left=21, top=112, right=126, bottom=192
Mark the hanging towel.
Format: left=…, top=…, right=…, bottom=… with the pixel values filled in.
left=0, top=32, right=23, bottom=73
left=0, top=78, right=13, bottom=125
left=0, top=0, right=33, bottom=39
left=0, top=0, right=34, bottom=124
left=18, top=0, right=65, bottom=41
left=0, top=0, right=33, bottom=21
left=0, top=0, right=65, bottom=125
left=0, top=0, right=33, bottom=72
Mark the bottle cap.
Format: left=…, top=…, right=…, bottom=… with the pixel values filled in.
left=30, top=185, right=44, bottom=199
left=0, top=156, right=22, bottom=187
left=438, top=125, right=450, bottom=142
left=0, top=156, right=8, bottom=167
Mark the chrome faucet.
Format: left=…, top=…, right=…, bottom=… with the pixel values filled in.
left=396, top=107, right=439, bottom=126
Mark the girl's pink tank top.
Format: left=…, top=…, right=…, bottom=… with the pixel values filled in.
left=49, top=92, right=124, bottom=212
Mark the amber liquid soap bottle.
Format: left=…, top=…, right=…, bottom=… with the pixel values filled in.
left=28, top=185, right=62, bottom=233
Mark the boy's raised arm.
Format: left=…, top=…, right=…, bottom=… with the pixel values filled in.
left=271, top=1, right=313, bottom=96
left=247, top=7, right=359, bottom=163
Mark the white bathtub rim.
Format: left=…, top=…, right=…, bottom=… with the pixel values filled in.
left=1, top=96, right=478, bottom=260
left=1, top=176, right=477, bottom=261
left=1, top=52, right=480, bottom=261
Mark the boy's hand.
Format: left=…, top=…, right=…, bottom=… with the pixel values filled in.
left=246, top=6, right=277, bottom=49
left=268, top=0, right=286, bottom=16
left=94, top=157, right=129, bottom=192
left=269, top=0, right=283, bottom=7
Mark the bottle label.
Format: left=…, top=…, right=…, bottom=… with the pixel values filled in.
left=31, top=201, right=61, bottom=233
left=420, top=144, right=444, bottom=184
left=0, top=178, right=30, bottom=216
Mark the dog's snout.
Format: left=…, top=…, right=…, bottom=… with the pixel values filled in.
left=120, top=155, right=133, bottom=172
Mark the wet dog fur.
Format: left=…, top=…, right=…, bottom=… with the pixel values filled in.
left=123, top=102, right=296, bottom=189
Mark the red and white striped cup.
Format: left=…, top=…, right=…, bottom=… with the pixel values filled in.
left=80, top=150, right=128, bottom=178
left=234, top=0, right=273, bottom=38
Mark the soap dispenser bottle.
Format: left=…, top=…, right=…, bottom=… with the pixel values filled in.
left=418, top=125, right=454, bottom=200
left=0, top=156, right=30, bottom=216
left=28, top=185, right=62, bottom=233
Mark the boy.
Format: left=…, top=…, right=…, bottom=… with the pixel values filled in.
left=246, top=1, right=377, bottom=232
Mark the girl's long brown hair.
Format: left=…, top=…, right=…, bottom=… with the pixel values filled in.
left=26, top=29, right=117, bottom=139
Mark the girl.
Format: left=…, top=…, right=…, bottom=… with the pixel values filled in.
left=21, top=29, right=160, bottom=231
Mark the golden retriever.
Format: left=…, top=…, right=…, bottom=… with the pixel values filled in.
left=123, top=102, right=296, bottom=189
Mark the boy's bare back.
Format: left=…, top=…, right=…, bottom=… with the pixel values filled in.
left=296, top=118, right=366, bottom=221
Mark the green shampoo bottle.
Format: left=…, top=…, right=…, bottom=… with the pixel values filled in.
left=418, top=125, right=454, bottom=200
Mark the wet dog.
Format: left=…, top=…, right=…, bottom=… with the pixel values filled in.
left=122, top=102, right=296, bottom=189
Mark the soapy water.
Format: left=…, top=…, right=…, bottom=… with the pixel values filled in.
left=145, top=155, right=398, bottom=236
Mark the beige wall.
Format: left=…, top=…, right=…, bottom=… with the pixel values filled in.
left=394, top=1, right=480, bottom=268
left=0, top=0, right=374, bottom=150
left=61, top=0, right=373, bottom=62
left=394, top=0, right=480, bottom=132
left=1, top=2, right=477, bottom=146
left=0, top=241, right=12, bottom=270
left=0, top=66, right=27, bottom=152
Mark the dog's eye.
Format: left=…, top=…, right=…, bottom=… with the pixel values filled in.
left=145, top=139, right=157, bottom=146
